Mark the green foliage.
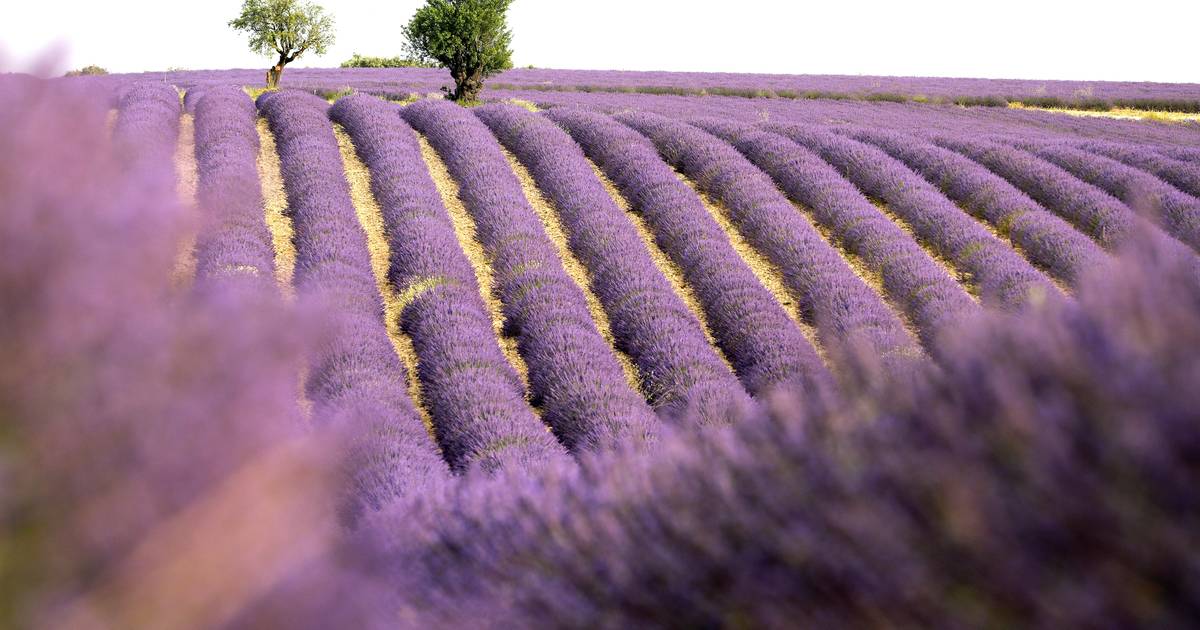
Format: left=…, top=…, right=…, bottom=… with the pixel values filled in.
left=862, top=92, right=908, bottom=103
left=1112, top=98, right=1200, bottom=114
left=402, top=0, right=514, bottom=101
left=229, top=0, right=334, bottom=86
left=64, top=65, right=108, bottom=77
left=339, top=53, right=436, bottom=69
left=953, top=95, right=1010, bottom=107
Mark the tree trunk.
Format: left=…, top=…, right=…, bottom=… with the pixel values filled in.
left=266, top=53, right=289, bottom=89
left=452, top=69, right=484, bottom=103
left=266, top=64, right=284, bottom=89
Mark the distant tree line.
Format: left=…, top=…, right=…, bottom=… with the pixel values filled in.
left=339, top=53, right=437, bottom=69
left=64, top=65, right=108, bottom=77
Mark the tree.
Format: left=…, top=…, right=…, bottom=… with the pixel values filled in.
left=229, top=0, right=335, bottom=89
left=402, top=0, right=514, bottom=103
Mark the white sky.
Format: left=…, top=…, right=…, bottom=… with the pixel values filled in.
left=2, top=0, right=1198, bottom=82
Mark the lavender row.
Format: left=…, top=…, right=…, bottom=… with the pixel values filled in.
left=690, top=117, right=962, bottom=356
left=111, top=82, right=180, bottom=179
left=100, top=66, right=1200, bottom=108
left=937, top=136, right=1196, bottom=262
left=329, top=95, right=573, bottom=469
left=1153, top=146, right=1200, bottom=165
left=367, top=237, right=1200, bottom=628
left=475, top=103, right=752, bottom=424
left=257, top=90, right=448, bottom=519
left=1074, top=140, right=1200, bottom=201
left=516, top=89, right=1200, bottom=148
left=548, top=108, right=831, bottom=399
left=768, top=124, right=1058, bottom=310
left=618, top=113, right=925, bottom=373
left=400, top=99, right=659, bottom=450
left=1010, top=140, right=1200, bottom=253
left=189, top=87, right=278, bottom=292
left=841, top=127, right=1110, bottom=287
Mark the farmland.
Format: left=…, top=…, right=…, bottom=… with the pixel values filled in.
left=3, top=67, right=1200, bottom=627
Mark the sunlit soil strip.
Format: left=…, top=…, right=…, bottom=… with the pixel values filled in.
left=500, top=146, right=643, bottom=394
left=256, top=117, right=296, bottom=296
left=790, top=200, right=926, bottom=354
left=589, top=160, right=738, bottom=377
left=1008, top=102, right=1200, bottom=123
left=868, top=199, right=983, bottom=303
left=105, top=109, right=117, bottom=137
left=505, top=99, right=541, bottom=112
left=171, top=113, right=199, bottom=288
left=415, top=133, right=532, bottom=391
left=256, top=118, right=311, bottom=419
left=334, top=124, right=437, bottom=437
left=674, top=172, right=829, bottom=363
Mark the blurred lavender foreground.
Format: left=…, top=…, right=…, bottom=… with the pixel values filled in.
left=3, top=74, right=1200, bottom=629
left=0, top=77, right=340, bottom=628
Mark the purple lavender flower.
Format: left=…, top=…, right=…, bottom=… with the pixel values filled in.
left=840, top=126, right=1111, bottom=286
left=190, top=86, right=279, bottom=293
left=361, top=234, right=1200, bottom=629
left=329, top=94, right=578, bottom=469
left=258, top=90, right=450, bottom=512
left=547, top=108, right=836, bottom=400
left=1074, top=139, right=1200, bottom=203
left=678, top=117, right=943, bottom=358
left=476, top=102, right=753, bottom=425
left=0, top=77, right=337, bottom=628
left=1008, top=139, right=1200, bottom=253
left=765, top=123, right=1058, bottom=311
left=401, top=99, right=663, bottom=448
left=936, top=135, right=1197, bottom=264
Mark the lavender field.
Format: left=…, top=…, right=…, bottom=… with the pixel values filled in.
left=3, top=69, right=1199, bottom=628
left=76, top=67, right=1200, bottom=110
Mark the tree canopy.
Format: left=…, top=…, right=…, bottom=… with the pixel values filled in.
left=229, top=0, right=335, bottom=88
left=403, top=0, right=514, bottom=102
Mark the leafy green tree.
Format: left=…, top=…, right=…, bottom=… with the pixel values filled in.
left=229, top=0, right=335, bottom=88
left=402, top=0, right=514, bottom=102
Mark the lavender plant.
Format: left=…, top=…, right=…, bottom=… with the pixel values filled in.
left=1074, top=139, right=1200, bottom=202
left=937, top=135, right=1197, bottom=263
left=766, top=123, right=1058, bottom=311
left=328, top=94, right=582, bottom=466
left=400, top=99, right=659, bottom=452
left=111, top=82, right=182, bottom=188
left=8, top=74, right=1200, bottom=628
left=257, top=90, right=450, bottom=515
left=546, top=108, right=836, bottom=399
left=360, top=231, right=1200, bottom=629
left=1009, top=139, right=1200, bottom=253
left=475, top=103, right=753, bottom=423
left=191, top=86, right=280, bottom=292
left=670, top=115, right=960, bottom=360
left=0, top=77, right=333, bottom=629
left=1153, top=145, right=1200, bottom=165
left=841, top=126, right=1111, bottom=286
